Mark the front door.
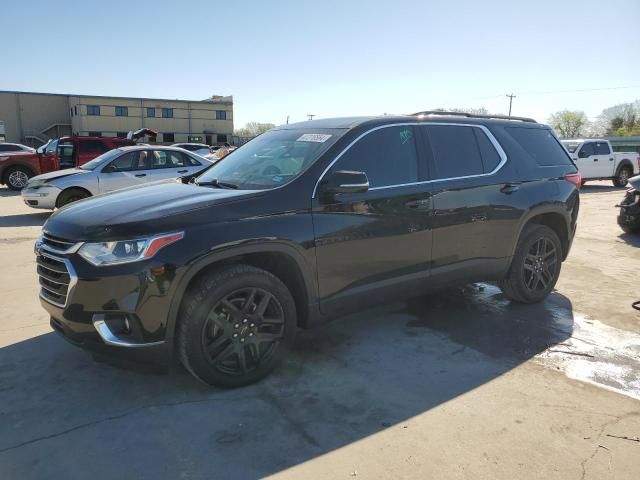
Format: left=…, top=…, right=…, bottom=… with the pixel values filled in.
left=98, top=150, right=152, bottom=193
left=575, top=142, right=600, bottom=179
left=312, top=125, right=434, bottom=315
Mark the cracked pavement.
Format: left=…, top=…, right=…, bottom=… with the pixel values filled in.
left=1, top=183, right=639, bottom=479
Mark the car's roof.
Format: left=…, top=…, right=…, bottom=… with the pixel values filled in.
left=278, top=113, right=546, bottom=131
left=172, top=143, right=209, bottom=147
left=561, top=138, right=606, bottom=142
left=117, top=145, right=188, bottom=152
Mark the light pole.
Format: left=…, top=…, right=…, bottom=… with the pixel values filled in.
left=506, top=93, right=516, bottom=117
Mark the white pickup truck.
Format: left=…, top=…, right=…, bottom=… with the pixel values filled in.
left=561, top=139, right=640, bottom=187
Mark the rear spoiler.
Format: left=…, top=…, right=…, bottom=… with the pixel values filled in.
left=127, top=128, right=158, bottom=141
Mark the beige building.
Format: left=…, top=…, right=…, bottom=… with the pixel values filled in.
left=0, top=90, right=234, bottom=146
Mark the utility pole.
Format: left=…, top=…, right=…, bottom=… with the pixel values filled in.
left=506, top=93, right=516, bottom=117
left=286, top=115, right=290, bottom=124
left=307, top=114, right=315, bottom=121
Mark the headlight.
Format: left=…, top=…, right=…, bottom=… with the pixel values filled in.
left=77, top=232, right=184, bottom=266
left=26, top=179, right=47, bottom=189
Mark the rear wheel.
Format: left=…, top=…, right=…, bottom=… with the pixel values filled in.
left=4, top=166, right=32, bottom=190
left=499, top=224, right=562, bottom=303
left=613, top=166, right=632, bottom=187
left=177, top=265, right=297, bottom=387
left=56, top=188, right=90, bottom=207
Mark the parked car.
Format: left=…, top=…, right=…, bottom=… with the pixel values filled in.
left=22, top=146, right=211, bottom=209
left=35, top=112, right=580, bottom=387
left=0, top=131, right=156, bottom=191
left=171, top=143, right=212, bottom=157
left=617, top=174, right=640, bottom=233
left=0, top=142, right=36, bottom=153
left=561, top=139, right=640, bottom=187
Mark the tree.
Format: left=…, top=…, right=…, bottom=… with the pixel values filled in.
left=234, top=122, right=276, bottom=137
left=592, top=101, right=639, bottom=136
left=548, top=110, right=590, bottom=138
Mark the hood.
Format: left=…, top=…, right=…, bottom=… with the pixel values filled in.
left=630, top=174, right=640, bottom=191
left=30, top=168, right=88, bottom=184
left=44, top=181, right=262, bottom=241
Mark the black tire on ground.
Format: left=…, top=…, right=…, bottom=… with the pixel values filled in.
left=499, top=224, right=563, bottom=304
left=4, top=166, right=33, bottom=190
left=56, top=188, right=90, bottom=207
left=620, top=223, right=640, bottom=234
left=177, top=264, right=297, bottom=387
left=613, top=166, right=632, bottom=187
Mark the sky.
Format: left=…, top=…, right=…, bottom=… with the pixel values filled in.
left=2, top=0, right=639, bottom=128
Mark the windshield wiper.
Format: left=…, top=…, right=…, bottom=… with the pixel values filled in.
left=194, top=178, right=239, bottom=189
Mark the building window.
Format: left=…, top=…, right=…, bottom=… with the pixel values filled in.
left=147, top=107, right=156, bottom=117
left=88, top=131, right=102, bottom=137
left=115, top=106, right=128, bottom=117
left=87, top=105, right=101, bottom=116
left=116, top=132, right=127, bottom=138
left=74, top=105, right=78, bottom=115
left=70, top=108, right=73, bottom=117
left=162, top=108, right=174, bottom=118
left=216, top=110, right=227, bottom=120
left=217, top=134, right=228, bottom=144
left=163, top=133, right=175, bottom=143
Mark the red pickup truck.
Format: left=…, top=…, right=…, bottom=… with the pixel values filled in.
left=0, top=129, right=156, bottom=190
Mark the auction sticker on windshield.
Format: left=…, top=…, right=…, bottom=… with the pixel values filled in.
left=296, top=133, right=332, bottom=143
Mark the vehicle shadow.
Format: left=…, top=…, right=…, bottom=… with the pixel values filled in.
left=0, top=187, right=20, bottom=198
left=0, top=284, right=573, bottom=479
left=580, top=184, right=624, bottom=193
left=0, top=212, right=51, bottom=228
left=619, top=232, right=640, bottom=247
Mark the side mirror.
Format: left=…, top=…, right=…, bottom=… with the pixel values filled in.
left=319, top=170, right=369, bottom=195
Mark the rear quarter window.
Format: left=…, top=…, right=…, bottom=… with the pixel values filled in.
left=505, top=127, right=573, bottom=166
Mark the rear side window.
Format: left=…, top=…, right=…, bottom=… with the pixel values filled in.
left=594, top=141, right=610, bottom=155
left=505, top=127, right=573, bottom=166
left=0, top=145, right=22, bottom=152
left=108, top=151, right=149, bottom=172
left=426, top=125, right=484, bottom=179
left=334, top=126, right=418, bottom=188
left=79, top=140, right=110, bottom=154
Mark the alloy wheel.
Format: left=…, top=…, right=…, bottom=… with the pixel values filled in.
left=523, top=236, right=558, bottom=292
left=201, top=288, right=285, bottom=375
left=8, top=170, right=29, bottom=189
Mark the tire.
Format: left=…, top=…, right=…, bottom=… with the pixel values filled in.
left=620, top=223, right=640, bottom=234
left=56, top=188, right=90, bottom=207
left=177, top=264, right=297, bottom=387
left=4, top=166, right=33, bottom=191
left=499, top=224, right=563, bottom=303
left=613, top=166, right=632, bottom=187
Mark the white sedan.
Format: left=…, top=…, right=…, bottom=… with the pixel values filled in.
left=21, top=146, right=212, bottom=209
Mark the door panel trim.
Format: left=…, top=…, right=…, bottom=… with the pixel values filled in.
left=312, top=122, right=508, bottom=197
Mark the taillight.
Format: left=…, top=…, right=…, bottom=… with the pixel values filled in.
left=564, top=173, right=582, bottom=190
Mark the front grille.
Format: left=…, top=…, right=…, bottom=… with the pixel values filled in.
left=41, top=233, right=79, bottom=253
left=37, top=253, right=72, bottom=307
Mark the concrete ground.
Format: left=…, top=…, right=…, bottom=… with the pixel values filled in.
left=0, top=182, right=639, bottom=479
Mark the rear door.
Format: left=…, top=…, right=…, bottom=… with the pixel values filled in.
left=98, top=150, right=152, bottom=193
left=148, top=150, right=194, bottom=181
left=421, top=123, right=518, bottom=284
left=312, top=124, right=434, bottom=315
left=593, top=141, right=615, bottom=177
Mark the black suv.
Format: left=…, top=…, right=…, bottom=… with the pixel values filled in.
left=35, top=112, right=580, bottom=387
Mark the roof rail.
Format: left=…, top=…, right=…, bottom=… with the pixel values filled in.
left=412, top=111, right=537, bottom=123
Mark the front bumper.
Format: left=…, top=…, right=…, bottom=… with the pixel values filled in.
left=22, top=186, right=60, bottom=209
left=36, top=242, right=183, bottom=364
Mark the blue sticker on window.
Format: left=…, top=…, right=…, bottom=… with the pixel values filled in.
left=400, top=129, right=413, bottom=145
left=272, top=175, right=284, bottom=183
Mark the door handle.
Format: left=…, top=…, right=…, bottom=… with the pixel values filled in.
left=610, top=158, right=614, bottom=161
left=500, top=183, right=520, bottom=194
left=593, top=159, right=598, bottom=162
left=177, top=169, right=188, bottom=173
left=135, top=173, right=147, bottom=177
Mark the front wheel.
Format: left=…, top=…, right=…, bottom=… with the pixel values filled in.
left=499, top=224, right=563, bottom=303
left=56, top=188, right=90, bottom=207
left=4, top=166, right=33, bottom=190
left=613, top=166, right=632, bottom=187
left=177, top=265, right=297, bottom=387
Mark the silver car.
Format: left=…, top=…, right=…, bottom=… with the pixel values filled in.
left=21, top=146, right=211, bottom=209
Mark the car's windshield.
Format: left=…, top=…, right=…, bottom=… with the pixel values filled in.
left=79, top=148, right=122, bottom=170
left=561, top=141, right=581, bottom=153
left=196, top=129, right=342, bottom=189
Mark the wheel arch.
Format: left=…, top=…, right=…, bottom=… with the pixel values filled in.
left=615, top=159, right=633, bottom=175
left=165, top=243, right=318, bottom=349
left=55, top=186, right=93, bottom=208
left=511, top=207, right=571, bottom=261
